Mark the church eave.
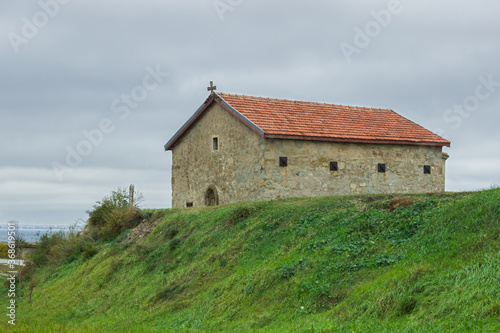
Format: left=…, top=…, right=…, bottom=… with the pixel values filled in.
left=263, top=134, right=451, bottom=147
left=163, top=96, right=210, bottom=151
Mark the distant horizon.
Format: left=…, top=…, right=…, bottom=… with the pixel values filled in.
left=0, top=222, right=83, bottom=228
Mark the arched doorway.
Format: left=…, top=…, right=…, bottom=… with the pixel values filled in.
left=205, top=187, right=219, bottom=206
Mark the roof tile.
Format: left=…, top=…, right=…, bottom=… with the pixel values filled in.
left=217, top=93, right=450, bottom=147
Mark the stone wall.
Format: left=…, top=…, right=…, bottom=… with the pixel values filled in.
left=257, top=139, right=446, bottom=201
left=171, top=102, right=265, bottom=208
left=171, top=103, right=447, bottom=207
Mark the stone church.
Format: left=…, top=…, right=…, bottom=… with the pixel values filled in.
left=164, top=86, right=450, bottom=208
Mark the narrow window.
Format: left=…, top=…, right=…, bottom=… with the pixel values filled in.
left=330, top=161, right=338, bottom=171
left=279, top=157, right=288, bottom=167
left=186, top=202, right=193, bottom=207
left=213, top=137, right=219, bottom=151
left=378, top=163, right=386, bottom=173
left=424, top=165, right=431, bottom=174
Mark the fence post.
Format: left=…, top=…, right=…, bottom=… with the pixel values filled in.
left=129, top=184, right=134, bottom=207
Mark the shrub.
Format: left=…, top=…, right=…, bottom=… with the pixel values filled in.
left=20, top=226, right=85, bottom=281
left=18, top=188, right=145, bottom=285
left=28, top=226, right=91, bottom=267
left=30, top=230, right=69, bottom=266
left=82, top=245, right=98, bottom=260
left=0, top=243, right=9, bottom=258
left=86, top=188, right=143, bottom=240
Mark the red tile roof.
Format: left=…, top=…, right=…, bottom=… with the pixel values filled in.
left=164, top=93, right=450, bottom=150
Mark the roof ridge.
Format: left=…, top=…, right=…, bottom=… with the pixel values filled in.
left=217, top=92, right=391, bottom=112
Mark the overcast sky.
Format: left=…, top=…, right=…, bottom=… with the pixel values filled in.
left=1, top=0, right=499, bottom=226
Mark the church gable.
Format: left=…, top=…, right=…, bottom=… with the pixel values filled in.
left=164, top=93, right=264, bottom=151
left=168, top=100, right=264, bottom=208
left=169, top=100, right=262, bottom=153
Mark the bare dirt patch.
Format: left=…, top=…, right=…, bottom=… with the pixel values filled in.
left=124, top=217, right=162, bottom=242
left=388, top=196, right=423, bottom=211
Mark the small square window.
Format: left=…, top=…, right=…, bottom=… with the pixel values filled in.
left=424, top=165, right=431, bottom=174
left=279, top=156, right=288, bottom=167
left=186, top=202, right=193, bottom=207
left=378, top=163, right=386, bottom=173
left=213, top=137, right=218, bottom=151
left=330, top=161, right=338, bottom=171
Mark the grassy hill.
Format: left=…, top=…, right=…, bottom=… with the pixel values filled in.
left=2, top=188, right=500, bottom=332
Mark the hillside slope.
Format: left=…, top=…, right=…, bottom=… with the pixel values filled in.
left=3, top=188, right=500, bottom=332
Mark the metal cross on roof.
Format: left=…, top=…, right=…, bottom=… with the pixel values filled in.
left=207, top=81, right=216, bottom=94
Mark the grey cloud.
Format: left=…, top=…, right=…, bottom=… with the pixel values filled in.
left=1, top=0, right=499, bottom=225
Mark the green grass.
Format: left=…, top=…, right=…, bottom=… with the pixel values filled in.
left=2, top=188, right=500, bottom=332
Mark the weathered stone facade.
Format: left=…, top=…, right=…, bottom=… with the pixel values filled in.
left=170, top=102, right=448, bottom=208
